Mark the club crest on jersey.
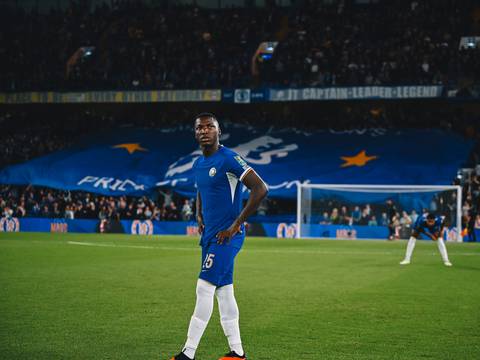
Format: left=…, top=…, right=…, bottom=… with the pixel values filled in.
left=209, top=167, right=217, bottom=177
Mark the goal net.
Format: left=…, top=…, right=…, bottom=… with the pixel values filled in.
left=297, top=184, right=462, bottom=241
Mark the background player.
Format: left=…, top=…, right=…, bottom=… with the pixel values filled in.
left=171, top=113, right=268, bottom=360
left=400, top=213, right=452, bottom=266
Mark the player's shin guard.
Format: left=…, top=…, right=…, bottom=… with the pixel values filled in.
left=216, top=284, right=244, bottom=357
left=436, top=237, right=450, bottom=263
left=404, top=236, right=416, bottom=262
left=183, top=279, right=216, bottom=358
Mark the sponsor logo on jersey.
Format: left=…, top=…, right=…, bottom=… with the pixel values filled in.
left=234, top=155, right=249, bottom=170
left=209, top=167, right=216, bottom=177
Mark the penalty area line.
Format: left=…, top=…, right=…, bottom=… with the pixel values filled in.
left=67, top=241, right=196, bottom=251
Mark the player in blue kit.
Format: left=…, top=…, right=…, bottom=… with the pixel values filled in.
left=170, top=113, right=268, bottom=360
left=400, top=212, right=452, bottom=266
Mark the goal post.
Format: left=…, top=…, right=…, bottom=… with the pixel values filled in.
left=297, top=184, right=463, bottom=242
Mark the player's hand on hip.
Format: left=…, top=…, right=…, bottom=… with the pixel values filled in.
left=216, top=222, right=241, bottom=244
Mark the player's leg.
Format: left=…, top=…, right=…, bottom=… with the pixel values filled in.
left=216, top=284, right=245, bottom=359
left=209, top=241, right=246, bottom=360
left=181, top=279, right=216, bottom=359
left=216, top=249, right=245, bottom=359
left=400, top=231, right=418, bottom=265
left=435, top=237, right=452, bottom=266
left=173, top=247, right=217, bottom=360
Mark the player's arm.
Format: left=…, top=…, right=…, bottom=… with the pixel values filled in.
left=196, top=191, right=205, bottom=235
left=431, top=222, right=445, bottom=241
left=216, top=170, right=268, bottom=243
left=411, top=225, right=424, bottom=238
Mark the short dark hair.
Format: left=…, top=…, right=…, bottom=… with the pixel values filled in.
left=427, top=213, right=436, bottom=220
left=194, top=112, right=218, bottom=124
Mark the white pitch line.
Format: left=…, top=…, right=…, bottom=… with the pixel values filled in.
left=67, top=241, right=194, bottom=251
left=66, top=241, right=480, bottom=256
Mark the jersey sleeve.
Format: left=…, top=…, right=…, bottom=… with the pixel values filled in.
left=225, top=152, right=252, bottom=181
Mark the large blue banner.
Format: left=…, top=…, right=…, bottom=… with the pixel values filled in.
left=0, top=126, right=472, bottom=198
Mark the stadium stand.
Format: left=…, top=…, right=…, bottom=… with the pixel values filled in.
left=0, top=0, right=479, bottom=91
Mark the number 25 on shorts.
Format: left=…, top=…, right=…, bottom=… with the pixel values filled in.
left=202, top=253, right=215, bottom=269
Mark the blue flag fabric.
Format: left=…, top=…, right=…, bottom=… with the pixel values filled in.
left=0, top=126, right=472, bottom=198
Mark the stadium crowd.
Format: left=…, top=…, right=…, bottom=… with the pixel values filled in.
left=0, top=185, right=195, bottom=222
left=460, top=169, right=480, bottom=241
left=1, top=0, right=479, bottom=91
left=266, top=0, right=479, bottom=87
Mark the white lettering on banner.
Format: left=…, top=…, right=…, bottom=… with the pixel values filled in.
left=77, top=176, right=145, bottom=192
left=110, top=179, right=123, bottom=191
left=302, top=88, right=311, bottom=100
left=118, top=180, right=144, bottom=191
left=267, top=179, right=310, bottom=190
left=233, top=136, right=298, bottom=165
left=78, top=176, right=98, bottom=185
left=338, top=88, right=348, bottom=99
left=165, top=149, right=202, bottom=177
left=271, top=86, right=442, bottom=101
left=95, top=177, right=115, bottom=188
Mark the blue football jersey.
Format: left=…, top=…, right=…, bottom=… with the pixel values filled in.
left=193, top=145, right=252, bottom=248
left=413, top=213, right=444, bottom=234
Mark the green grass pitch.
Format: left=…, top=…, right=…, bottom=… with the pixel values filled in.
left=0, top=232, right=479, bottom=360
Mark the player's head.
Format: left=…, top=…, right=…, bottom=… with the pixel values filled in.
left=426, top=213, right=436, bottom=226
left=194, top=112, right=221, bottom=148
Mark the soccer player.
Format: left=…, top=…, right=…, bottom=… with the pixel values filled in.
left=170, top=113, right=268, bottom=360
left=400, top=212, right=452, bottom=266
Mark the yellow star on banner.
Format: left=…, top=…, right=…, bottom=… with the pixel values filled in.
left=341, top=150, right=378, bottom=168
left=112, top=143, right=148, bottom=154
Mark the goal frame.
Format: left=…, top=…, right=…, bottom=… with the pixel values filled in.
left=296, top=184, right=463, bottom=242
